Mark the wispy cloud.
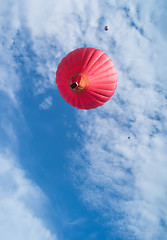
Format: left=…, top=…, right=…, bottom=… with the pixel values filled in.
left=39, top=96, right=53, bottom=110
left=0, top=151, right=57, bottom=240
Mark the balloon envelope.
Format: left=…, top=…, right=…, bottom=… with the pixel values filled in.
left=56, top=47, right=117, bottom=110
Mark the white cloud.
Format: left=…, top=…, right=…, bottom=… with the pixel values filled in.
left=39, top=96, right=53, bottom=110
left=0, top=151, right=57, bottom=240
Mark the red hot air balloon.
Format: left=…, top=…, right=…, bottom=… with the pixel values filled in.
left=56, top=47, right=117, bottom=110
left=104, top=26, right=109, bottom=31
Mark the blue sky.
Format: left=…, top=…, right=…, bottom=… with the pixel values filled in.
left=0, top=0, right=167, bottom=239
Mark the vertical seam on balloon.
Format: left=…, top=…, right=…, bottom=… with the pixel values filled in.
left=78, top=91, right=89, bottom=109
left=86, top=52, right=105, bottom=74
left=70, top=50, right=75, bottom=73
left=71, top=49, right=79, bottom=72
left=89, top=78, right=117, bottom=84
left=75, top=94, right=79, bottom=108
left=56, top=62, right=69, bottom=78
left=75, top=89, right=84, bottom=109
left=81, top=92, right=98, bottom=109
left=76, top=94, right=83, bottom=109
left=71, top=50, right=76, bottom=68
left=86, top=91, right=105, bottom=104
left=81, top=49, right=101, bottom=74
left=55, top=77, right=68, bottom=85
left=64, top=56, right=71, bottom=74
left=58, top=84, right=71, bottom=98
left=74, top=90, right=81, bottom=107
left=90, top=88, right=116, bottom=92
left=66, top=94, right=72, bottom=106
left=89, top=72, right=117, bottom=83
left=60, top=90, right=72, bottom=105
left=77, top=95, right=84, bottom=109
left=73, top=90, right=76, bottom=107
left=68, top=91, right=75, bottom=106
left=86, top=91, right=107, bottom=104
left=56, top=70, right=66, bottom=80
left=86, top=90, right=110, bottom=100
left=80, top=47, right=89, bottom=72
left=89, top=83, right=117, bottom=90
left=89, top=59, right=112, bottom=76
left=60, top=57, right=72, bottom=75
left=81, top=47, right=94, bottom=72
left=79, top=48, right=87, bottom=72
left=91, top=71, right=117, bottom=79
left=82, top=49, right=97, bottom=73
left=88, top=89, right=115, bottom=97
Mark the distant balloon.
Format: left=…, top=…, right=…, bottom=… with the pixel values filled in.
left=104, top=26, right=109, bottom=31
left=56, top=47, right=117, bottom=110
